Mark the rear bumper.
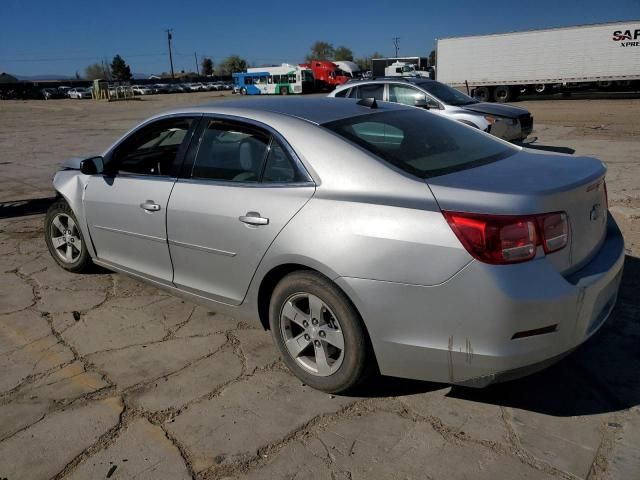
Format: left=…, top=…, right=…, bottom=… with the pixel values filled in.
left=336, top=215, right=624, bottom=387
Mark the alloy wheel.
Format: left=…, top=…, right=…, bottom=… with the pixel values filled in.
left=49, top=213, right=82, bottom=263
left=279, top=292, right=345, bottom=376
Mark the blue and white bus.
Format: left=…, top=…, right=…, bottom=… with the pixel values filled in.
left=233, top=64, right=314, bottom=95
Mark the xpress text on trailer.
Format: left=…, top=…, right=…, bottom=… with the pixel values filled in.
left=436, top=21, right=640, bottom=102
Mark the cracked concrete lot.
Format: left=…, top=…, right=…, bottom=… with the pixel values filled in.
left=1, top=93, right=639, bottom=479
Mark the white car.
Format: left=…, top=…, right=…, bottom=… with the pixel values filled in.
left=189, top=83, right=206, bottom=91
left=132, top=85, right=152, bottom=95
left=68, top=88, right=92, bottom=99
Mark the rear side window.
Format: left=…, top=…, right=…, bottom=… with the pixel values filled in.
left=323, top=110, right=517, bottom=178
left=334, top=88, right=349, bottom=98
left=262, top=142, right=306, bottom=183
left=350, top=84, right=384, bottom=100
left=192, top=121, right=270, bottom=182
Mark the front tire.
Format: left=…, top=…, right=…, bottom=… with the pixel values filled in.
left=269, top=271, right=374, bottom=393
left=240, top=87, right=247, bottom=95
left=279, top=86, right=289, bottom=95
left=44, top=200, right=92, bottom=273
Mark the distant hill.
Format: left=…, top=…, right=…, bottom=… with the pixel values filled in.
left=6, top=73, right=149, bottom=81
left=13, top=74, right=75, bottom=81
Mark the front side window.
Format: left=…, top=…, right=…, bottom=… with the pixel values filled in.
left=192, top=121, right=270, bottom=182
left=111, top=117, right=193, bottom=176
left=323, top=110, right=516, bottom=178
left=417, top=81, right=477, bottom=106
left=388, top=84, right=426, bottom=107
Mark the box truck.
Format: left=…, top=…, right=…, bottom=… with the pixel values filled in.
left=436, top=20, right=640, bottom=102
left=371, top=57, right=432, bottom=78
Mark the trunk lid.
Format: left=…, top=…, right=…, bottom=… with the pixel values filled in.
left=427, top=148, right=608, bottom=273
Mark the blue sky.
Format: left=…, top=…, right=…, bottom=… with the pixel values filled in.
left=1, top=0, right=638, bottom=76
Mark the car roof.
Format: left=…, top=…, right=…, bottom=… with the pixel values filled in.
left=166, top=97, right=413, bottom=125
left=340, top=77, right=435, bottom=88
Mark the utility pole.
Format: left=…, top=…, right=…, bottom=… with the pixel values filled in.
left=166, top=28, right=175, bottom=80
left=393, top=37, right=400, bottom=57
left=194, top=52, right=199, bottom=76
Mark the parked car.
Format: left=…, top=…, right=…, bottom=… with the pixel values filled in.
left=45, top=98, right=623, bottom=393
left=41, top=88, right=66, bottom=100
left=329, top=77, right=533, bottom=142
left=67, top=87, right=92, bottom=99
left=189, top=82, right=206, bottom=91
left=132, top=85, right=152, bottom=95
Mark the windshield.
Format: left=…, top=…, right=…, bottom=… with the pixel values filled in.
left=418, top=81, right=478, bottom=106
left=322, top=110, right=516, bottom=179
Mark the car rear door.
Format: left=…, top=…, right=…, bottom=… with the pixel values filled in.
left=83, top=115, right=199, bottom=283
left=167, top=117, right=315, bottom=305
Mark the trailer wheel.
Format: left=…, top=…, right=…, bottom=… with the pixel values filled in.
left=493, top=85, right=512, bottom=103
left=474, top=86, right=491, bottom=102
left=534, top=84, right=547, bottom=94
left=280, top=86, right=289, bottom=95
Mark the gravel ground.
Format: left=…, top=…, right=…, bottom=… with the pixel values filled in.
left=0, top=92, right=639, bottom=480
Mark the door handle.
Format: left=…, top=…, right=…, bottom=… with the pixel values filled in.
left=140, top=200, right=161, bottom=212
left=239, top=211, right=269, bottom=226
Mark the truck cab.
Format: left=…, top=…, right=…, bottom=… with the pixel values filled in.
left=300, top=60, right=349, bottom=91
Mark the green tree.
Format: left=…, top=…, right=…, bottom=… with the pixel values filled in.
left=217, top=55, right=248, bottom=75
left=84, top=63, right=108, bottom=80
left=354, top=52, right=383, bottom=72
left=201, top=57, right=214, bottom=76
left=428, top=49, right=436, bottom=67
left=110, top=54, right=132, bottom=81
left=334, top=46, right=353, bottom=62
left=306, top=41, right=334, bottom=61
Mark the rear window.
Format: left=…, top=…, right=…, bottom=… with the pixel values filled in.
left=322, top=110, right=517, bottom=178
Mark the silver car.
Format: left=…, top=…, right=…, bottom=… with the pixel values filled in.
left=329, top=78, right=533, bottom=142
left=45, top=98, right=624, bottom=393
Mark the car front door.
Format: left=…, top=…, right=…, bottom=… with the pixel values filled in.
left=83, top=115, right=199, bottom=283
left=167, top=118, right=315, bottom=305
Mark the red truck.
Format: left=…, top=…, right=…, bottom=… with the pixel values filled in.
left=299, top=60, right=349, bottom=91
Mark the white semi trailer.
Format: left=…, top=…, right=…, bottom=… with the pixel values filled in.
left=436, top=20, right=640, bottom=102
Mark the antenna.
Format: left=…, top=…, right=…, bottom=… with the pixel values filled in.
left=357, top=97, right=378, bottom=109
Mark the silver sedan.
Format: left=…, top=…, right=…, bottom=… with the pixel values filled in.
left=45, top=98, right=624, bottom=393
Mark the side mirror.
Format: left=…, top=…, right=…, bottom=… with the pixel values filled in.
left=414, top=98, right=430, bottom=110
left=79, top=156, right=104, bottom=175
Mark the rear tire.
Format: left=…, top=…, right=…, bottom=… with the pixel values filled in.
left=534, top=83, right=547, bottom=94
left=279, top=86, right=289, bottom=95
left=493, top=85, right=512, bottom=103
left=474, top=86, right=491, bottom=102
left=269, top=271, right=374, bottom=394
left=44, top=199, right=92, bottom=273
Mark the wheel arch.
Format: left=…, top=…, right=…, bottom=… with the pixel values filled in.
left=51, top=171, right=97, bottom=259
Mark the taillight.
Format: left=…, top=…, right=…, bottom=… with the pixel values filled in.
left=537, top=212, right=568, bottom=253
left=443, top=211, right=569, bottom=265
